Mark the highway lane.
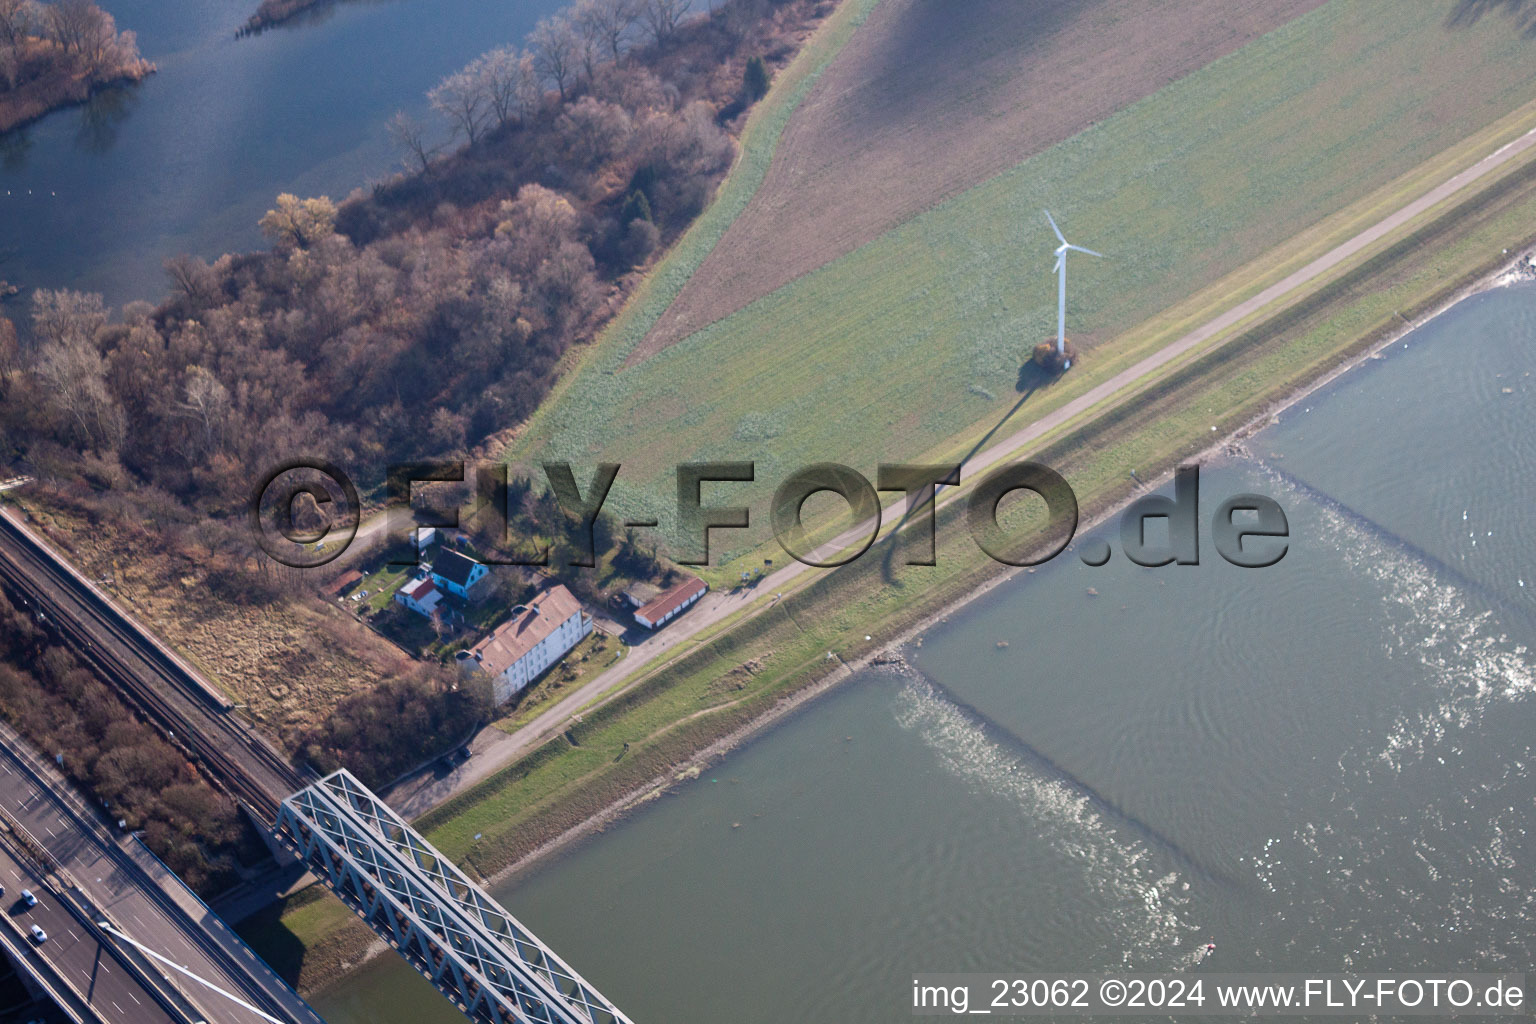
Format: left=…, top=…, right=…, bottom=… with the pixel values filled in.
left=0, top=844, right=174, bottom=1024
left=0, top=730, right=323, bottom=1024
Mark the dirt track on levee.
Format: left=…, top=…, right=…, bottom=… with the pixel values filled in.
left=631, top=0, right=1328, bottom=365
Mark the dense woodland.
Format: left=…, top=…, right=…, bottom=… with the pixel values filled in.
left=0, top=0, right=816, bottom=779
left=295, top=666, right=492, bottom=787
left=0, top=0, right=150, bottom=133
left=0, top=588, right=258, bottom=895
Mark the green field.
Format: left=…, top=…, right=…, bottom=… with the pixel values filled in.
left=510, top=0, right=1536, bottom=564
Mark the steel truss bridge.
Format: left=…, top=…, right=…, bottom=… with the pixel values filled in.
left=275, top=771, right=633, bottom=1024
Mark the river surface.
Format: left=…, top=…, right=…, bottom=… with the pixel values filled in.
left=314, top=281, right=1536, bottom=1023
left=0, top=0, right=564, bottom=306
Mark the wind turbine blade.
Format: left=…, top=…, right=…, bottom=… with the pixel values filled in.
left=1043, top=209, right=1065, bottom=244
left=1067, top=244, right=1106, bottom=258
left=1053, top=257, right=1063, bottom=274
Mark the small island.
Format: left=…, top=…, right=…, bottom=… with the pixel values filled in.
left=0, top=0, right=153, bottom=135
left=240, top=0, right=336, bottom=35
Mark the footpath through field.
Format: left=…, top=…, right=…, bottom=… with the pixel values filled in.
left=386, top=120, right=1536, bottom=820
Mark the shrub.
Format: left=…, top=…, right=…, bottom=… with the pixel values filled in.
left=743, top=55, right=770, bottom=101
left=619, top=188, right=653, bottom=226
left=1030, top=339, right=1076, bottom=372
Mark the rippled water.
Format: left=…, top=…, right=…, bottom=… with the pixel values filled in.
left=315, top=284, right=1536, bottom=1022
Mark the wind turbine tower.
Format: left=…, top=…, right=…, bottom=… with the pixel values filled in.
left=1044, top=210, right=1105, bottom=366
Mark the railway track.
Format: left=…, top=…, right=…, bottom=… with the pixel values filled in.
left=0, top=507, right=303, bottom=823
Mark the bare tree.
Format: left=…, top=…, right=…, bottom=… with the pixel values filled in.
left=258, top=194, right=337, bottom=251
left=0, top=0, right=36, bottom=49
left=530, top=14, right=579, bottom=101
left=581, top=0, right=640, bottom=59
left=44, top=0, right=117, bottom=73
left=386, top=110, right=437, bottom=173
left=719, top=0, right=768, bottom=45
left=32, top=333, right=122, bottom=450
left=556, top=96, right=632, bottom=168
left=42, top=0, right=90, bottom=51
left=429, top=67, right=490, bottom=144
left=571, top=3, right=605, bottom=82
left=31, top=288, right=106, bottom=347
left=164, top=254, right=218, bottom=306
left=0, top=316, right=18, bottom=380
left=512, top=49, right=545, bottom=121
left=639, top=0, right=692, bottom=45
left=476, top=46, right=540, bottom=127
left=177, top=365, right=230, bottom=458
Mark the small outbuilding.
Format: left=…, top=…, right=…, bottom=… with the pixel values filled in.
left=633, top=577, right=707, bottom=630
left=621, top=582, right=660, bottom=609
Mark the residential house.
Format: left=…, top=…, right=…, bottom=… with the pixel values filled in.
left=430, top=549, right=489, bottom=600
left=395, top=576, right=442, bottom=618
left=460, top=585, right=593, bottom=704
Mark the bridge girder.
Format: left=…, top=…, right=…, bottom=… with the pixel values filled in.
left=275, top=770, right=632, bottom=1024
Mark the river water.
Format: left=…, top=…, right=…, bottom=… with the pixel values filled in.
left=315, top=281, right=1536, bottom=1022
left=0, top=0, right=564, bottom=305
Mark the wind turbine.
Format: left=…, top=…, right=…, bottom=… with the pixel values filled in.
left=1044, top=210, right=1105, bottom=365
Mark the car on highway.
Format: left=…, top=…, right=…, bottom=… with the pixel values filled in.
left=28, top=924, right=45, bottom=943
left=19, top=889, right=36, bottom=908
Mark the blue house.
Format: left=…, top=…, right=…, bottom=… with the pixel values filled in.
left=430, top=549, right=489, bottom=600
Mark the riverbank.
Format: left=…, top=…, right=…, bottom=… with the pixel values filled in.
left=0, top=56, right=154, bottom=136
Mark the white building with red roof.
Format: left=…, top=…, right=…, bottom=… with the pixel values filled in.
left=461, top=585, right=593, bottom=704
left=395, top=575, right=443, bottom=618
left=633, top=577, right=707, bottom=630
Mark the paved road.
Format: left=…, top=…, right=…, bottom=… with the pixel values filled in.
left=387, top=120, right=1536, bottom=819
left=0, top=729, right=322, bottom=1024
left=0, top=843, right=175, bottom=1023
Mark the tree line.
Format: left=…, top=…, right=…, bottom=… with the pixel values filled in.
left=0, top=587, right=258, bottom=895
